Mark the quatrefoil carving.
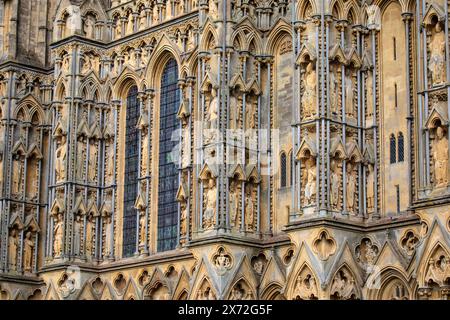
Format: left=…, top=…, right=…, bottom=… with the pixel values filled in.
left=313, top=230, right=337, bottom=260
left=400, top=230, right=419, bottom=255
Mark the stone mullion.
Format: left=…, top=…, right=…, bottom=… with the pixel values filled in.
left=355, top=26, right=363, bottom=218
left=240, top=53, right=247, bottom=233
left=1, top=70, right=16, bottom=272
left=256, top=58, right=262, bottom=233
left=445, top=2, right=450, bottom=197
left=372, top=28, right=380, bottom=219
left=324, top=16, right=332, bottom=213
left=339, top=22, right=348, bottom=215
left=402, top=12, right=414, bottom=209
left=422, top=13, right=431, bottom=187
left=187, top=78, right=195, bottom=242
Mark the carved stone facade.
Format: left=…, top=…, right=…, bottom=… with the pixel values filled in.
left=0, top=0, right=450, bottom=300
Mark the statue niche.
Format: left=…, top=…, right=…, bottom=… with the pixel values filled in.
left=8, top=227, right=19, bottom=271
left=301, top=62, right=317, bottom=119
left=203, top=177, right=217, bottom=230
left=302, top=156, right=317, bottom=206
left=431, top=125, right=449, bottom=188
left=428, top=22, right=446, bottom=87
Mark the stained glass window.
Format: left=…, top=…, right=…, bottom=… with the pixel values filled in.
left=280, top=152, right=287, bottom=188
left=157, top=58, right=180, bottom=252
left=122, top=85, right=139, bottom=257
left=390, top=134, right=396, bottom=164
left=398, top=132, right=404, bottom=162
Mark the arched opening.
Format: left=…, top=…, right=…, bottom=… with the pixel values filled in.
left=157, top=58, right=180, bottom=252
left=122, top=85, right=139, bottom=257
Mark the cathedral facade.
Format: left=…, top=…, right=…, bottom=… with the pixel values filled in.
left=0, top=0, right=449, bottom=300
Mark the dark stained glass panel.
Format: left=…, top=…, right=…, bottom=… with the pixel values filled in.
left=157, top=58, right=180, bottom=252
left=122, top=85, right=139, bottom=257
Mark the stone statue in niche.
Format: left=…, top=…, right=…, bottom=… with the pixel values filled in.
left=366, top=164, right=375, bottom=212
left=88, top=141, right=97, bottom=182
left=229, top=91, right=239, bottom=130
left=330, top=269, right=356, bottom=300
left=214, top=250, right=231, bottom=271
left=245, top=188, right=254, bottom=231
left=181, top=122, right=190, bottom=168
left=197, top=286, right=216, bottom=300
left=229, top=181, right=239, bottom=228
left=139, top=10, right=147, bottom=30
left=302, top=62, right=317, bottom=119
left=366, top=5, right=381, bottom=29
left=139, top=212, right=146, bottom=248
left=126, top=14, right=134, bottom=35
left=11, top=154, right=23, bottom=194
left=55, top=136, right=67, bottom=182
left=152, top=6, right=159, bottom=25
left=330, top=159, right=340, bottom=209
left=345, top=73, right=355, bottom=118
left=83, top=15, right=95, bottom=39
left=53, top=213, right=64, bottom=257
left=8, top=228, right=18, bottom=271
left=294, top=274, right=317, bottom=300
left=366, top=72, right=374, bottom=116
left=23, top=231, right=34, bottom=272
left=81, top=55, right=92, bottom=74
left=73, top=214, right=82, bottom=256
left=230, top=284, right=251, bottom=300
left=432, top=126, right=449, bottom=187
left=346, top=163, right=357, bottom=213
left=180, top=201, right=187, bottom=236
left=428, top=23, right=446, bottom=86
left=106, top=146, right=115, bottom=184
left=114, top=20, right=121, bottom=39
left=85, top=214, right=94, bottom=257
left=246, top=98, right=256, bottom=130
left=62, top=55, right=70, bottom=73
left=104, top=214, right=114, bottom=258
left=205, top=88, right=219, bottom=143
left=303, top=157, right=316, bottom=205
left=329, top=67, right=338, bottom=114
left=76, top=136, right=85, bottom=180
left=203, top=178, right=216, bottom=229
left=66, top=5, right=82, bottom=35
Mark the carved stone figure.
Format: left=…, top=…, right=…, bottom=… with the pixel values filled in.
left=428, top=23, right=446, bottom=86
left=366, top=72, right=374, bottom=116
left=366, top=164, right=374, bottom=211
left=55, top=136, right=67, bottom=182
left=246, top=99, right=256, bottom=129
left=53, top=213, right=64, bottom=257
left=76, top=137, right=85, bottom=180
left=104, top=214, right=114, bottom=258
left=203, top=178, right=216, bottom=229
left=8, top=228, right=18, bottom=270
left=229, top=181, right=239, bottom=228
left=331, top=269, right=356, bottom=300
left=366, top=5, right=381, bottom=29
left=346, top=163, right=356, bottom=212
left=139, top=213, right=146, bottom=247
left=303, top=157, right=316, bottom=205
left=294, top=274, right=317, bottom=300
left=88, top=141, right=97, bottom=182
left=11, top=154, right=23, bottom=194
left=85, top=215, right=94, bottom=257
left=432, top=126, right=449, bottom=187
left=126, top=14, right=134, bottom=35
left=329, top=68, right=338, bottom=114
left=73, top=214, right=82, bottom=256
left=83, top=15, right=95, bottom=39
left=214, top=250, right=231, bottom=272
left=66, top=5, right=82, bottom=35
left=23, top=231, right=34, bottom=272
left=180, top=202, right=187, bottom=236
left=302, top=62, right=317, bottom=119
left=229, top=94, right=238, bottom=130
left=345, top=74, right=354, bottom=117
left=139, top=11, right=147, bottom=30
left=245, top=189, right=254, bottom=231
left=205, top=88, right=219, bottom=143
left=106, top=147, right=115, bottom=184
left=114, top=20, right=122, bottom=39
left=330, top=159, right=340, bottom=209
left=181, top=124, right=190, bottom=168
